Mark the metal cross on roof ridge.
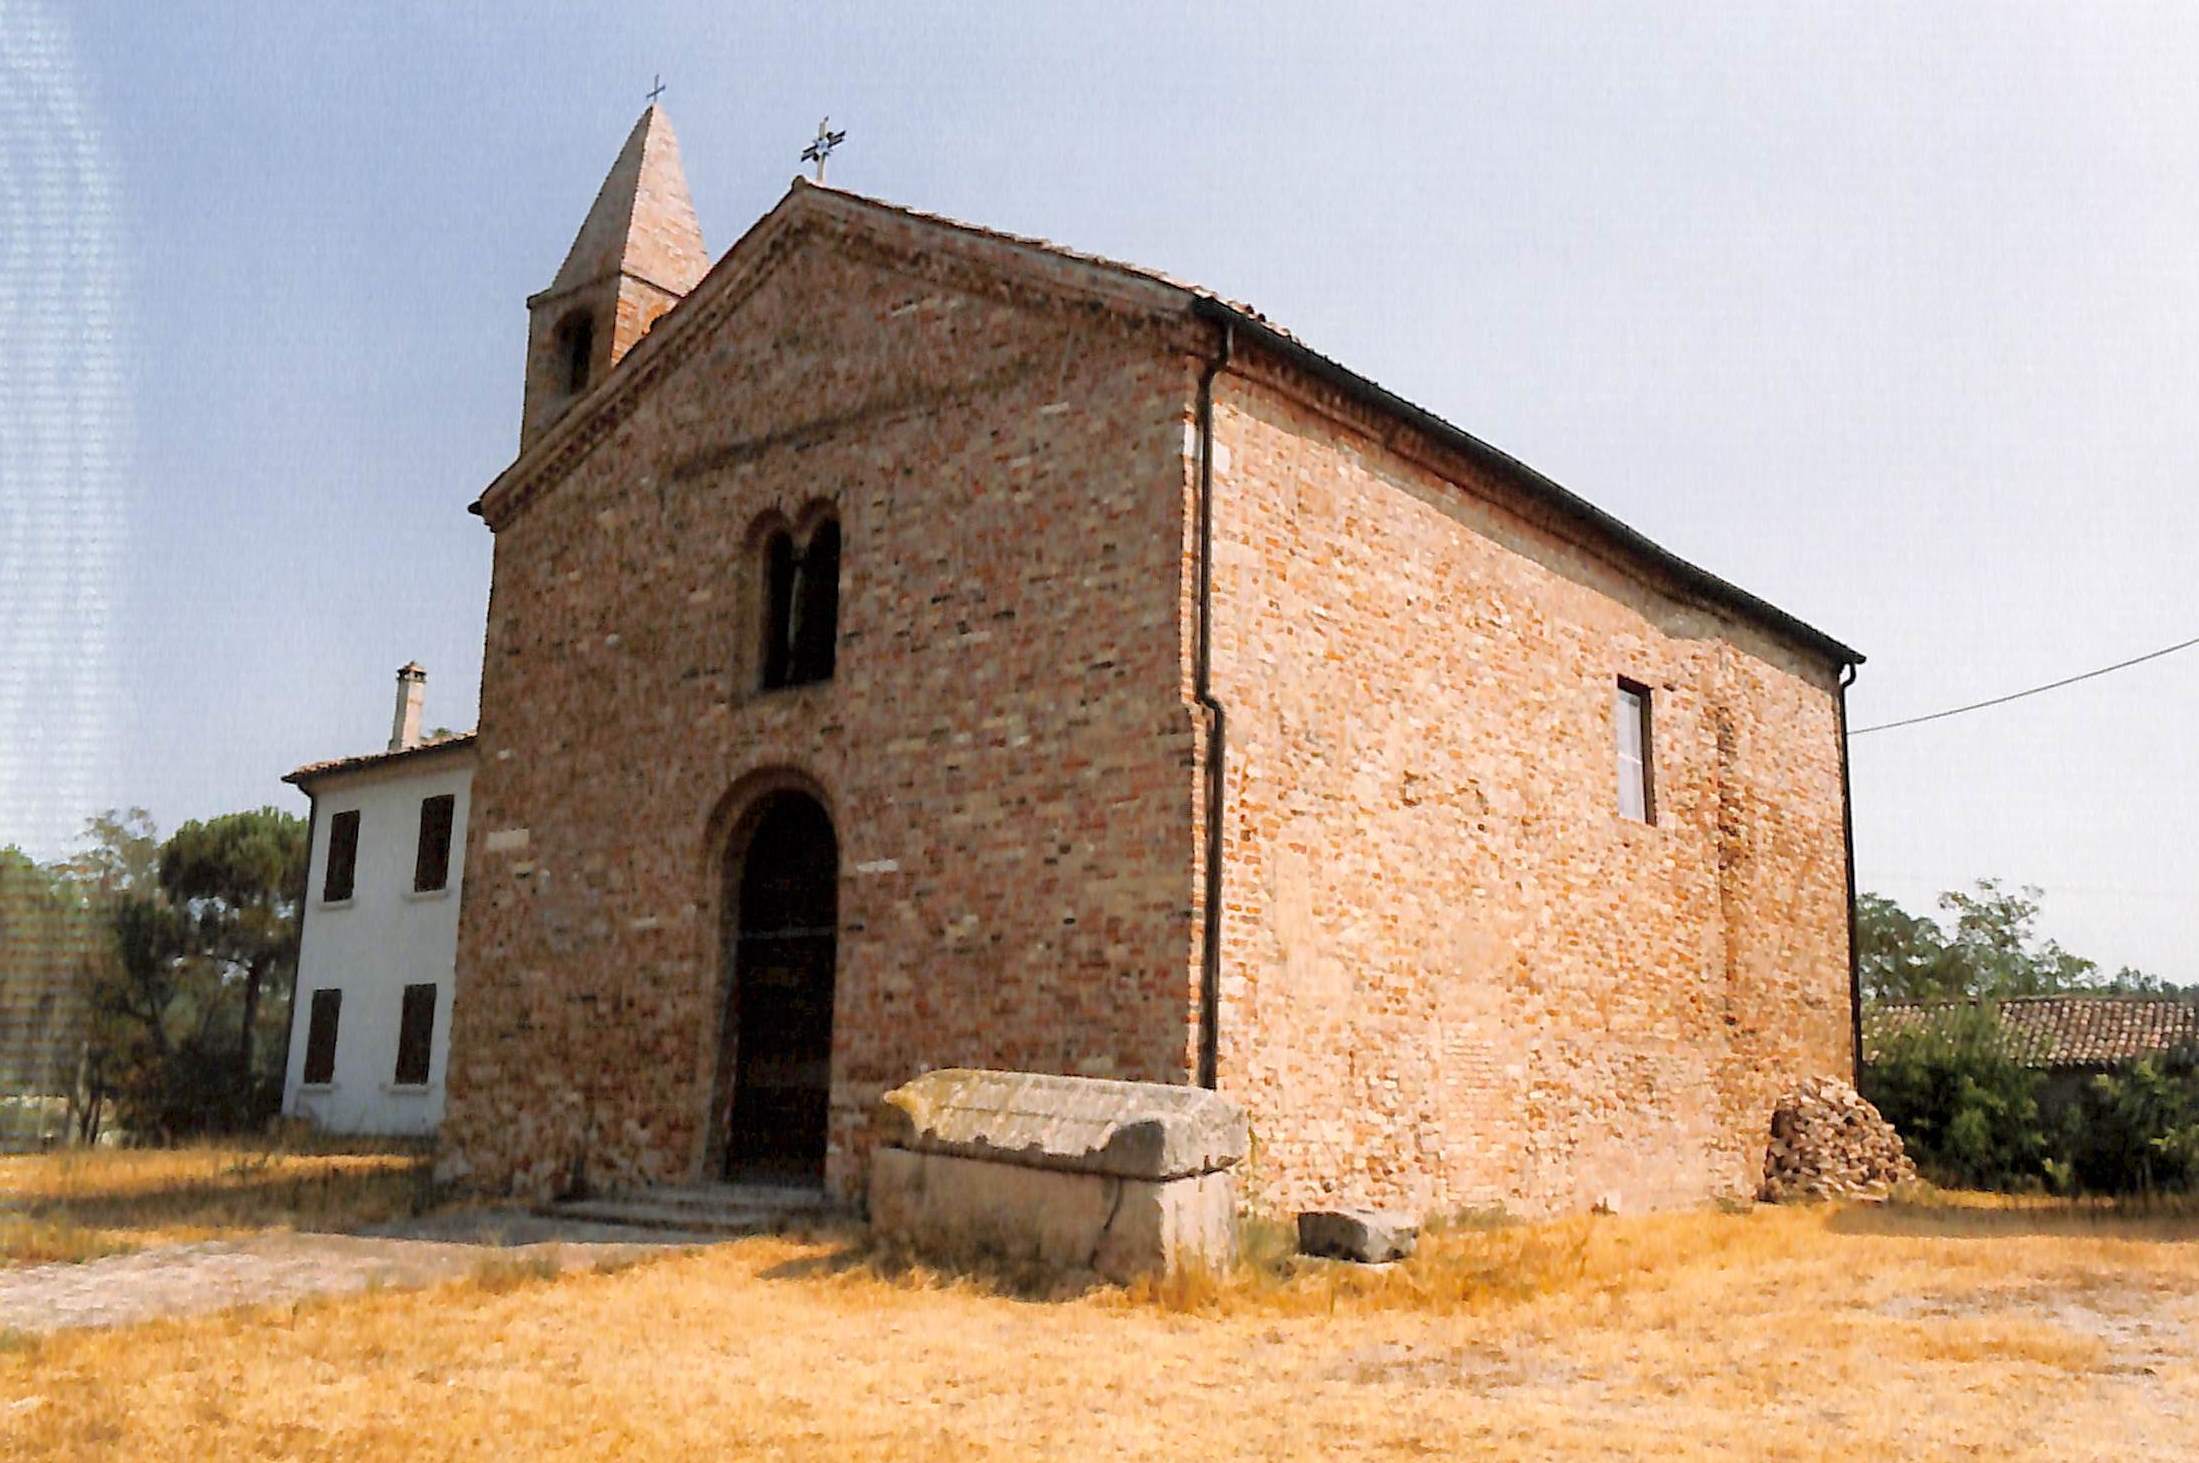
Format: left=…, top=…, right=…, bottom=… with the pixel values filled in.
left=647, top=75, right=666, bottom=106
left=801, top=116, right=847, bottom=182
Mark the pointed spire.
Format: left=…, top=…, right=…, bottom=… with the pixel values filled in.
left=549, top=104, right=707, bottom=297
left=518, top=105, right=711, bottom=450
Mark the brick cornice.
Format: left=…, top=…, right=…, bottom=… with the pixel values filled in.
left=475, top=185, right=1199, bottom=531
left=1203, top=310, right=1858, bottom=670
left=526, top=267, right=692, bottom=311
left=1218, top=341, right=1846, bottom=676
left=468, top=179, right=1854, bottom=669
left=476, top=206, right=810, bottom=530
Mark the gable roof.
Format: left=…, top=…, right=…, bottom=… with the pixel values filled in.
left=284, top=732, right=478, bottom=791
left=478, top=178, right=1862, bottom=669
left=1867, top=997, right=2199, bottom=1069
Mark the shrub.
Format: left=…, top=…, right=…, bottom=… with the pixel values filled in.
left=1864, top=1009, right=2199, bottom=1195
left=107, top=1032, right=284, bottom=1141
left=2060, top=1045, right=2199, bottom=1195
left=1860, top=1004, right=2048, bottom=1189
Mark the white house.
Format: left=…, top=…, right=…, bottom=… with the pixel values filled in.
left=280, top=663, right=475, bottom=1136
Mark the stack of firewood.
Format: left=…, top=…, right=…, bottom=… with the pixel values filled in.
left=1760, top=1075, right=1918, bottom=1202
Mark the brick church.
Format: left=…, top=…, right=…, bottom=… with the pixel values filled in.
left=438, top=105, right=1864, bottom=1217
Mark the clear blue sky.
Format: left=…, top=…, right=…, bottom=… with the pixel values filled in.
left=6, top=2, right=2195, bottom=980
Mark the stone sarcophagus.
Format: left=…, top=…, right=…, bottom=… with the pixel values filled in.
left=868, top=1069, right=1246, bottom=1283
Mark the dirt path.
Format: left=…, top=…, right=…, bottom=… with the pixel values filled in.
left=0, top=1214, right=704, bottom=1334
left=14, top=1216, right=2199, bottom=1460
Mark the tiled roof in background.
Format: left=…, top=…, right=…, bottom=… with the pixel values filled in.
left=1866, top=996, right=2199, bottom=1069
left=283, top=732, right=477, bottom=788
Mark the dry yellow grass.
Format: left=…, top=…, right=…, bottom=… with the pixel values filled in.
left=4, top=1191, right=2198, bottom=1459
left=0, top=1144, right=432, bottom=1263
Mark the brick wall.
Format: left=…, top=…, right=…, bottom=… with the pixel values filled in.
left=441, top=231, right=1204, bottom=1198
left=1201, top=362, right=1853, bottom=1216
left=443, top=190, right=1854, bottom=1215
left=521, top=275, right=691, bottom=451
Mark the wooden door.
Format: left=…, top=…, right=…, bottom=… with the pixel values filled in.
left=723, top=792, right=837, bottom=1185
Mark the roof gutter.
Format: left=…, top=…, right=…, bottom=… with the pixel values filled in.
left=1186, top=293, right=1868, bottom=1088
left=1194, top=316, right=1235, bottom=1091
left=1839, top=661, right=1863, bottom=1086
left=1189, top=297, right=1863, bottom=672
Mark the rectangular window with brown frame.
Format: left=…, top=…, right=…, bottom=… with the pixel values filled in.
left=1615, top=678, right=1654, bottom=824
left=302, top=988, right=342, bottom=1085
left=413, top=794, right=456, bottom=892
left=393, top=982, right=437, bottom=1087
left=323, top=809, right=360, bottom=902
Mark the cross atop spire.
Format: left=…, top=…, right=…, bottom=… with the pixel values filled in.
left=646, top=74, right=666, bottom=106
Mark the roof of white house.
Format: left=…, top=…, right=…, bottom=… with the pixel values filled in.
left=284, top=731, right=477, bottom=790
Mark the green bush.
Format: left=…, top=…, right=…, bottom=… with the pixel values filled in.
left=111, top=1032, right=284, bottom=1141
left=2060, top=1045, right=2199, bottom=1195
left=1859, top=1005, right=2048, bottom=1189
left=1863, top=1009, right=2199, bottom=1195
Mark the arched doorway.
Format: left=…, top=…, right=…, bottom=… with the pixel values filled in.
left=720, top=790, right=838, bottom=1185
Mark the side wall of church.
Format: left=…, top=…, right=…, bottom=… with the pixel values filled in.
left=1205, top=363, right=1854, bottom=1217
left=441, top=234, right=1203, bottom=1199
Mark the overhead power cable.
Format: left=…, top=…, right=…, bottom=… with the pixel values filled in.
left=1848, top=632, right=2199, bottom=737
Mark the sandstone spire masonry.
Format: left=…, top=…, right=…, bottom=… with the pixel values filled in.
left=544, top=104, right=708, bottom=299
left=520, top=106, right=710, bottom=449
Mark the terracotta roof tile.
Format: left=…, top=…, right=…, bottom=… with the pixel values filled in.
left=1866, top=997, right=2199, bottom=1069
left=478, top=175, right=1862, bottom=668
left=801, top=181, right=1858, bottom=668
left=284, top=732, right=477, bottom=788
left=798, top=178, right=1286, bottom=336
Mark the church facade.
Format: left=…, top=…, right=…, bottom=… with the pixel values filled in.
left=439, top=106, right=1864, bottom=1216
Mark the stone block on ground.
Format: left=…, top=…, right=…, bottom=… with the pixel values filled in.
left=869, top=1148, right=1237, bottom=1284
left=875, top=1068, right=1248, bottom=1181
left=1296, top=1208, right=1418, bottom=1264
left=870, top=1070, right=1246, bottom=1282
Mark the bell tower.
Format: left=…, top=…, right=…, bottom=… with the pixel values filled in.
left=520, top=104, right=708, bottom=450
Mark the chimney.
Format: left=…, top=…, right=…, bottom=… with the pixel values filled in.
left=389, top=662, right=427, bottom=752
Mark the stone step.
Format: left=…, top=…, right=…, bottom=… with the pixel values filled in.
left=638, top=1182, right=832, bottom=1214
left=539, top=1182, right=837, bottom=1238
